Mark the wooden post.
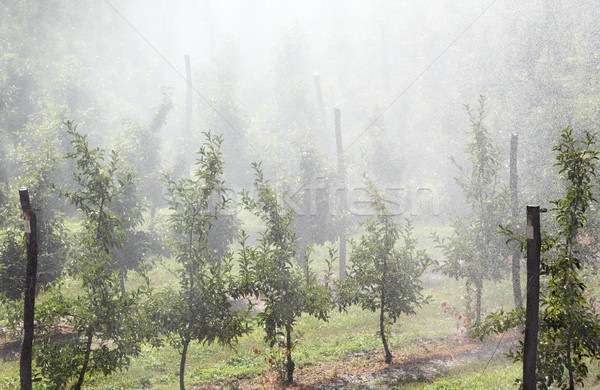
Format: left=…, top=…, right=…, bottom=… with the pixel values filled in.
left=313, top=74, right=328, bottom=149
left=206, top=0, right=215, bottom=58
left=19, top=187, right=37, bottom=390
left=184, top=55, right=193, bottom=173
left=334, top=108, right=347, bottom=280
left=379, top=21, right=389, bottom=87
left=510, top=133, right=523, bottom=310
left=523, top=205, right=541, bottom=390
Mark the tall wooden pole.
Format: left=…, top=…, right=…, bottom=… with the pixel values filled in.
left=313, top=74, right=328, bottom=150
left=523, top=205, right=541, bottom=390
left=510, top=133, right=522, bottom=310
left=334, top=108, right=347, bottom=280
left=379, top=22, right=389, bottom=87
left=206, top=0, right=216, bottom=58
left=19, top=187, right=37, bottom=390
left=184, top=55, right=193, bottom=173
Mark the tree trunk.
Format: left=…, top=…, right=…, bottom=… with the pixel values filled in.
left=74, top=192, right=104, bottom=390
left=180, top=226, right=194, bottom=390
left=380, top=257, right=392, bottom=364
left=285, top=324, right=295, bottom=384
left=475, top=280, right=483, bottom=323
left=180, top=338, right=190, bottom=390
left=567, top=338, right=574, bottom=390
left=339, top=237, right=347, bottom=280
left=120, top=268, right=126, bottom=297
left=380, top=305, right=392, bottom=364
left=73, top=330, right=93, bottom=390
left=334, top=108, right=347, bottom=280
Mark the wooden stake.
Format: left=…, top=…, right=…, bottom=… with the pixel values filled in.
left=313, top=74, right=328, bottom=149
left=523, top=205, right=541, bottom=390
left=334, top=108, right=347, bottom=280
left=510, top=133, right=523, bottom=310
left=206, top=0, right=216, bottom=58
left=185, top=55, right=193, bottom=173
left=19, top=187, right=37, bottom=390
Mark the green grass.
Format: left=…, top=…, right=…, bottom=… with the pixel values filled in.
left=0, top=270, right=524, bottom=389
left=0, top=218, right=533, bottom=389
left=45, top=275, right=518, bottom=389
left=65, top=306, right=383, bottom=389
left=398, top=359, right=520, bottom=390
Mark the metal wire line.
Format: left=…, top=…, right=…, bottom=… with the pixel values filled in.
left=103, top=0, right=258, bottom=154
left=99, top=1, right=549, bottom=380
left=106, top=0, right=508, bottom=370
left=343, top=0, right=499, bottom=154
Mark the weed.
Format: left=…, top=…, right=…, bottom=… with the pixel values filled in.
left=440, top=302, right=471, bottom=328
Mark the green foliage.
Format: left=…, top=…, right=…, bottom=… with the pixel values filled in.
left=365, top=112, right=403, bottom=185
left=474, top=127, right=600, bottom=390
left=162, top=132, right=250, bottom=390
left=534, top=127, right=600, bottom=389
left=108, top=164, right=152, bottom=292
left=252, top=345, right=290, bottom=386
left=197, top=51, right=249, bottom=187
left=270, top=25, right=316, bottom=134
left=0, top=223, right=25, bottom=300
left=237, top=162, right=334, bottom=383
left=336, top=179, right=431, bottom=364
left=434, top=96, right=509, bottom=322
left=108, top=92, right=177, bottom=291
left=0, top=294, right=23, bottom=339
left=34, top=121, right=147, bottom=389
left=118, top=90, right=172, bottom=212
left=0, top=115, right=70, bottom=300
left=291, top=140, right=337, bottom=249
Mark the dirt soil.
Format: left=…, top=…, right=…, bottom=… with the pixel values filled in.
left=0, top=325, right=77, bottom=362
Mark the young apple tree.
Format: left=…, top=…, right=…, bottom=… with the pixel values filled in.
left=475, top=128, right=600, bottom=389
left=35, top=121, right=146, bottom=389
left=237, top=162, right=334, bottom=384
left=336, top=179, right=431, bottom=364
left=434, top=96, right=509, bottom=322
left=162, top=132, right=250, bottom=390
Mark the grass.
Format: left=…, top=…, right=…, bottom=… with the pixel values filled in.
left=66, top=306, right=385, bottom=389
left=0, top=219, right=536, bottom=389
left=6, top=277, right=522, bottom=388
left=398, top=359, right=520, bottom=390
left=0, top=274, right=520, bottom=389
